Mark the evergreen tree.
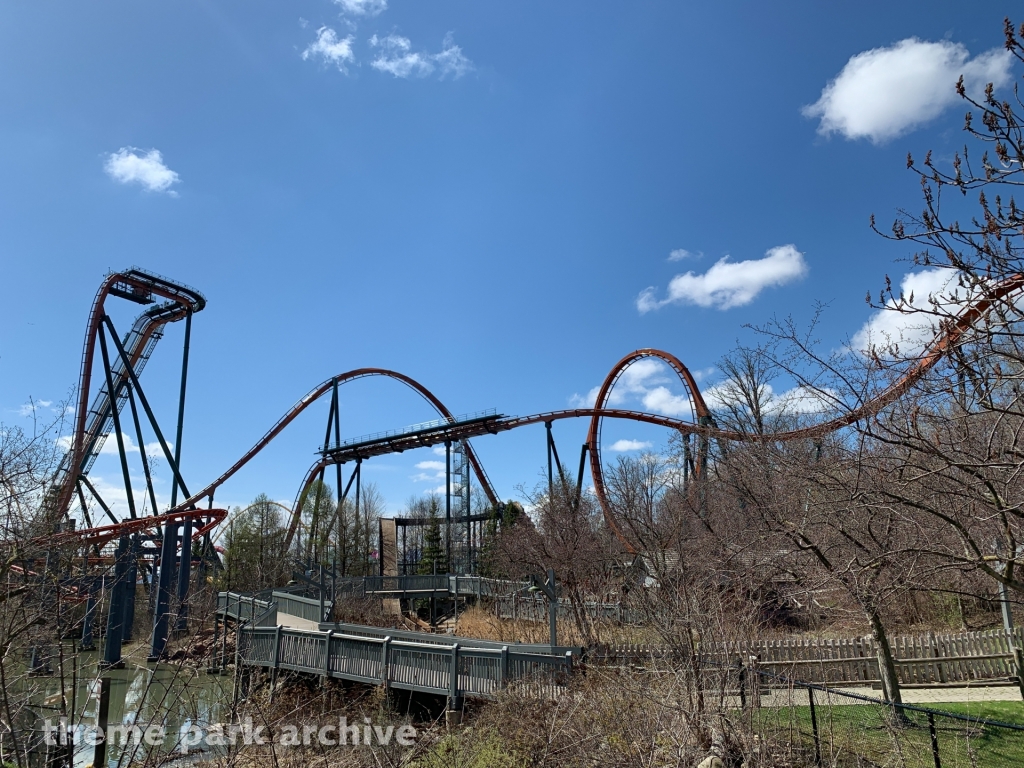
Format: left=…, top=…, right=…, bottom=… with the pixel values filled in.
left=222, top=494, right=290, bottom=591
left=478, top=500, right=519, bottom=577
left=417, top=496, right=448, bottom=575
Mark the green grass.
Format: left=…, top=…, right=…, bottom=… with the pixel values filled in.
left=752, top=699, right=1024, bottom=767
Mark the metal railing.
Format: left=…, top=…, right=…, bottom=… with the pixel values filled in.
left=321, top=409, right=499, bottom=453
left=362, top=574, right=449, bottom=594
left=217, top=592, right=277, bottom=626
left=237, top=624, right=573, bottom=701
left=344, top=574, right=530, bottom=598
left=271, top=590, right=333, bottom=623
left=316, top=620, right=582, bottom=657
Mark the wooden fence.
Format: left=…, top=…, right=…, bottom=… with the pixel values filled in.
left=594, top=627, right=1024, bottom=685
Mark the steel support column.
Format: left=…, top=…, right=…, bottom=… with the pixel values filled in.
left=332, top=378, right=342, bottom=563
left=127, top=384, right=159, bottom=516
left=171, top=309, right=192, bottom=508
left=355, top=459, right=361, bottom=574
left=174, top=516, right=192, bottom=633
left=546, top=422, right=553, bottom=502
left=122, top=536, right=139, bottom=641
left=149, top=522, right=179, bottom=660
left=97, top=326, right=138, bottom=520
left=102, top=315, right=191, bottom=501
left=445, top=440, right=452, bottom=570
left=102, top=536, right=130, bottom=668
left=574, top=443, right=588, bottom=511
left=81, top=579, right=98, bottom=651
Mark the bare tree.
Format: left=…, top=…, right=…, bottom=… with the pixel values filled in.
left=493, top=475, right=611, bottom=645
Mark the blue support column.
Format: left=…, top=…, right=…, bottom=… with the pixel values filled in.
left=175, top=518, right=192, bottom=633
left=122, top=536, right=139, bottom=641
left=81, top=581, right=97, bottom=651
left=445, top=441, right=452, bottom=570
left=149, top=522, right=179, bottom=661
left=102, top=536, right=130, bottom=668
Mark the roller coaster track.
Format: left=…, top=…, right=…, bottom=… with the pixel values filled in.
left=43, top=507, right=227, bottom=551
left=170, top=369, right=501, bottom=552
left=51, top=267, right=206, bottom=523
left=46, top=269, right=1024, bottom=556
left=189, top=273, right=1024, bottom=554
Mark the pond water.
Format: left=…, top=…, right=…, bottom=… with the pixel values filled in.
left=26, top=646, right=234, bottom=768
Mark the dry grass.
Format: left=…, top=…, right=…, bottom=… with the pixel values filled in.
left=453, top=605, right=663, bottom=647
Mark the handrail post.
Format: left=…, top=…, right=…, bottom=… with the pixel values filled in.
left=500, top=645, right=509, bottom=687
left=324, top=629, right=334, bottom=680
left=446, top=643, right=463, bottom=724
left=269, top=625, right=282, bottom=703
left=382, top=635, right=391, bottom=694
left=231, top=612, right=243, bottom=723
left=449, top=643, right=459, bottom=700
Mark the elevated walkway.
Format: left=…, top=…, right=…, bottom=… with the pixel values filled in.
left=334, top=574, right=530, bottom=599
left=216, top=590, right=580, bottom=702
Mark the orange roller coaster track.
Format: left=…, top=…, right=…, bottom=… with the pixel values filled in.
left=47, top=270, right=1024, bottom=556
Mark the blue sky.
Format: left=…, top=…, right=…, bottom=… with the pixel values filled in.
left=0, top=1, right=1017, bottom=518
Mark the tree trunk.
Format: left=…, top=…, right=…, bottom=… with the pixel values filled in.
left=867, top=607, right=903, bottom=706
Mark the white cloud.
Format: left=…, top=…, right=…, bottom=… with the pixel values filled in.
left=433, top=33, right=473, bottom=79
left=569, top=387, right=601, bottom=408
left=618, top=359, right=670, bottom=394
left=97, top=432, right=170, bottom=458
left=431, top=445, right=447, bottom=456
left=104, top=148, right=180, bottom=194
left=570, top=359, right=700, bottom=419
left=370, top=33, right=472, bottom=80
left=638, top=244, right=807, bottom=312
left=568, top=356, right=839, bottom=427
left=79, top=474, right=169, bottom=519
left=668, top=248, right=701, bottom=262
left=803, top=38, right=1013, bottom=144
left=333, top=0, right=387, bottom=16
left=701, top=378, right=839, bottom=418
left=851, top=268, right=961, bottom=354
left=369, top=34, right=431, bottom=78
left=641, top=386, right=692, bottom=417
left=303, top=27, right=356, bottom=72
left=18, top=399, right=53, bottom=416
left=609, top=439, right=653, bottom=452
left=569, top=359, right=671, bottom=408
left=412, top=459, right=447, bottom=483
left=775, top=385, right=839, bottom=415
left=57, top=430, right=169, bottom=460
